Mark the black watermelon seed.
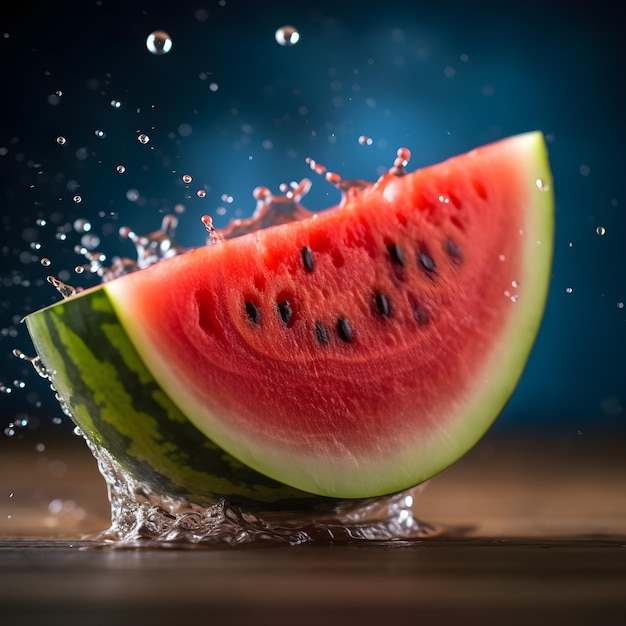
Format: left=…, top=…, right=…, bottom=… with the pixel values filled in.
left=375, top=293, right=390, bottom=317
left=337, top=318, right=353, bottom=343
left=387, top=243, right=405, bottom=266
left=245, top=301, right=261, bottom=324
left=413, top=306, right=430, bottom=326
left=419, top=252, right=436, bottom=273
left=315, top=321, right=329, bottom=345
left=277, top=300, right=293, bottom=326
left=445, top=239, right=462, bottom=262
left=301, top=245, right=314, bottom=272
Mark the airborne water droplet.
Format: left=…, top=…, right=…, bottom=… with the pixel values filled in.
left=40, top=257, right=51, bottom=266
left=47, top=275, right=80, bottom=299
left=596, top=226, right=606, bottom=236
left=137, top=133, right=150, bottom=145
left=56, top=136, right=67, bottom=145
left=116, top=165, right=126, bottom=174
left=146, top=30, right=173, bottom=55
left=275, top=25, right=300, bottom=46
left=73, top=218, right=91, bottom=233
left=182, top=174, right=192, bottom=184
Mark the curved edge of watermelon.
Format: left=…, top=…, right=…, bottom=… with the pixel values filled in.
left=407, top=132, right=554, bottom=479
left=391, top=132, right=554, bottom=485
left=103, top=131, right=554, bottom=499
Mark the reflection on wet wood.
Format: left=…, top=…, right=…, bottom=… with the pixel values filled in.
left=1, top=432, right=625, bottom=625
left=2, top=432, right=625, bottom=540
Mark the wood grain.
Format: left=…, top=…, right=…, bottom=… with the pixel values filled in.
left=1, top=432, right=625, bottom=625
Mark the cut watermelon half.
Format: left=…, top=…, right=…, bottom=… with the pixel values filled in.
left=26, top=132, right=553, bottom=501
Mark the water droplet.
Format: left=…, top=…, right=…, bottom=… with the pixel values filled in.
left=596, top=226, right=606, bottom=236
left=565, top=287, right=573, bottom=294
left=110, top=99, right=122, bottom=109
left=275, top=25, right=300, bottom=46
left=73, top=218, right=91, bottom=233
left=536, top=178, right=550, bottom=191
left=116, top=165, right=126, bottom=174
left=137, top=133, right=150, bottom=144
left=325, top=171, right=341, bottom=185
left=81, top=233, right=100, bottom=250
left=146, top=30, right=173, bottom=55
left=617, top=302, right=624, bottom=310
left=56, top=136, right=67, bottom=145
left=47, top=275, right=80, bottom=299
left=196, top=189, right=206, bottom=198
left=511, top=280, right=519, bottom=288
left=94, top=129, right=106, bottom=139
left=358, top=135, right=373, bottom=146
left=395, top=147, right=411, bottom=166
left=182, top=174, right=192, bottom=184
left=306, top=157, right=327, bottom=176
left=73, top=195, right=82, bottom=203
left=40, top=257, right=51, bottom=266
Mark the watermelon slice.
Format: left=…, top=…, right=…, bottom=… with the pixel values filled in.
left=25, top=132, right=553, bottom=502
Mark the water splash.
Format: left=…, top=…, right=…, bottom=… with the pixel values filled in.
left=47, top=275, right=81, bottom=299
left=13, top=348, right=51, bottom=379
left=85, top=439, right=439, bottom=547
left=50, top=146, right=412, bottom=293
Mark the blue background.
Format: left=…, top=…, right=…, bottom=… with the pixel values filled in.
left=1, top=0, right=624, bottom=440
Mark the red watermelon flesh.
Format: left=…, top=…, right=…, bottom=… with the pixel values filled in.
left=102, top=132, right=553, bottom=498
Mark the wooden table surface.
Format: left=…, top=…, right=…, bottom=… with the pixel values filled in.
left=1, top=432, right=625, bottom=625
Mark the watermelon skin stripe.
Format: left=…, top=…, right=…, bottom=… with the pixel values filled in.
left=26, top=288, right=330, bottom=509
